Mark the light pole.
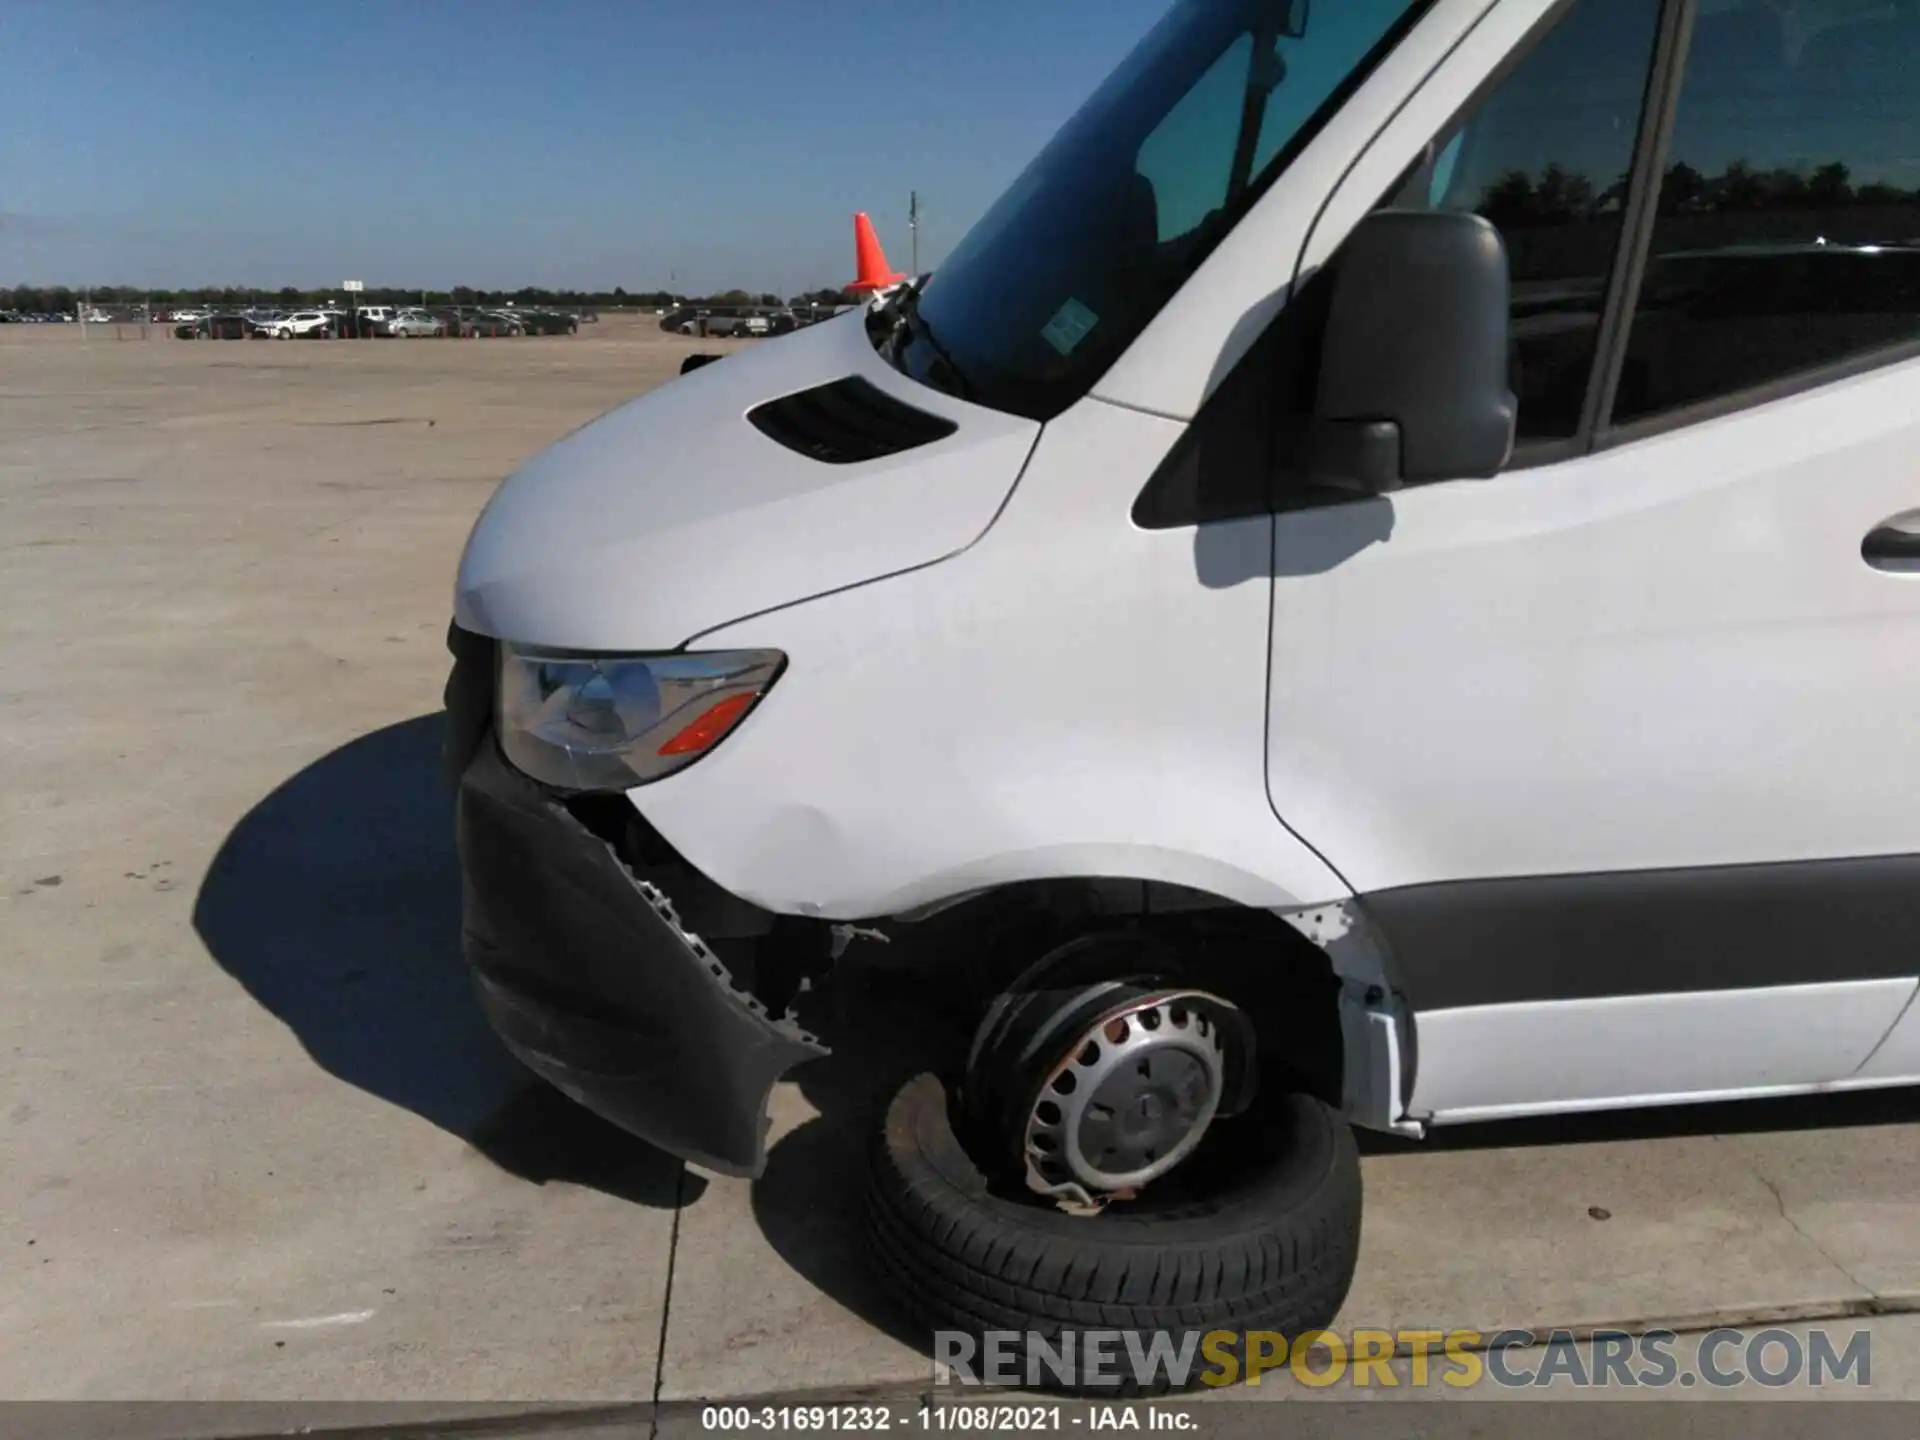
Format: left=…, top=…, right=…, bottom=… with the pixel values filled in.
left=909, top=191, right=920, bottom=277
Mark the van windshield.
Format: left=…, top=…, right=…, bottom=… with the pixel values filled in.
left=887, top=0, right=1432, bottom=421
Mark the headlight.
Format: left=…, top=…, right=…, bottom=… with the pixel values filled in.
left=497, top=644, right=784, bottom=791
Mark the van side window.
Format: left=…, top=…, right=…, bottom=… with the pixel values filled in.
left=1612, top=0, right=1920, bottom=423
left=1134, top=0, right=1664, bottom=527
left=1391, top=0, right=1664, bottom=443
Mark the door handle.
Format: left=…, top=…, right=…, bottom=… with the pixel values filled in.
left=1863, top=521, right=1920, bottom=570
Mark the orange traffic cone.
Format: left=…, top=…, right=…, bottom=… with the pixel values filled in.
left=848, top=212, right=906, bottom=293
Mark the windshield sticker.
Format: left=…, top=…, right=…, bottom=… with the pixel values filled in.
left=1041, top=297, right=1099, bottom=356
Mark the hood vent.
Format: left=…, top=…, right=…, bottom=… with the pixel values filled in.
left=748, top=376, right=957, bottom=465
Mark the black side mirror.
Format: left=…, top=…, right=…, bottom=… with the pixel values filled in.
left=680, top=353, right=723, bottom=375
left=1309, top=209, right=1516, bottom=495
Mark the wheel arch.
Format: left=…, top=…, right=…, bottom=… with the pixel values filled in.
left=867, top=875, right=1405, bottom=1124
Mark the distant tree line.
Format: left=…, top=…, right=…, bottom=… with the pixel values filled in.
left=0, top=283, right=862, bottom=313
left=1477, top=158, right=1920, bottom=228
left=1465, top=157, right=1920, bottom=284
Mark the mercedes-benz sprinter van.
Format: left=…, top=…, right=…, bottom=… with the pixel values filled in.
left=445, top=0, right=1920, bottom=1385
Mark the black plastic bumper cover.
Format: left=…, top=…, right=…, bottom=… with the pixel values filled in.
left=456, top=736, right=826, bottom=1177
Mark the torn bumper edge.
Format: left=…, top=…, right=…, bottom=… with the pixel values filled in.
left=455, top=709, right=827, bottom=1178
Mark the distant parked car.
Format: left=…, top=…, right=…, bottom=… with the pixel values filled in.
left=175, top=313, right=252, bottom=340
left=272, top=311, right=334, bottom=339
left=352, top=306, right=398, bottom=338
left=663, top=306, right=720, bottom=336
left=509, top=309, right=579, bottom=336
left=388, top=309, right=446, bottom=338
left=465, top=312, right=524, bottom=338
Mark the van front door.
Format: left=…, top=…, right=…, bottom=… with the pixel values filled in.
left=1263, top=0, right=1920, bottom=1121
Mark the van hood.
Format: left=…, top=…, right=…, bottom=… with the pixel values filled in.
left=454, top=312, right=1041, bottom=650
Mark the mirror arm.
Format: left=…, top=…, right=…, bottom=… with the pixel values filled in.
left=1308, top=418, right=1403, bottom=495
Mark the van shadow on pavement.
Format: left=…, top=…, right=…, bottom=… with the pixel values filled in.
left=750, top=959, right=981, bottom=1352
left=193, top=711, right=695, bottom=1209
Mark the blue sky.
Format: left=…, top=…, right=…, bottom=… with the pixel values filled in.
left=0, top=0, right=1170, bottom=293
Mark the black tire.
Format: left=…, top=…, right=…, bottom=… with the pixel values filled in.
left=867, top=1071, right=1361, bottom=1395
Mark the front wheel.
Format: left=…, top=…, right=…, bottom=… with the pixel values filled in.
left=866, top=1072, right=1361, bottom=1394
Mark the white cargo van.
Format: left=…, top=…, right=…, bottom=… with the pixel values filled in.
left=445, top=0, right=1920, bottom=1382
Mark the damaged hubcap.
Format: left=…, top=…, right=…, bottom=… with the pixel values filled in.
left=964, top=954, right=1250, bottom=1211
left=1029, top=992, right=1229, bottom=1196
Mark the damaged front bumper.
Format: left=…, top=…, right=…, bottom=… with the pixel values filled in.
left=448, top=631, right=827, bottom=1177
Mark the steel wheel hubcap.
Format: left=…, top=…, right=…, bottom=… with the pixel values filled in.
left=1025, top=991, right=1230, bottom=1197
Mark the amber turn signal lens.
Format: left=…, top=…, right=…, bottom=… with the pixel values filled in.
left=657, top=691, right=760, bottom=756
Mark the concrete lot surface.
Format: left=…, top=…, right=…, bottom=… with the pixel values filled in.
left=3, top=321, right=1919, bottom=1415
